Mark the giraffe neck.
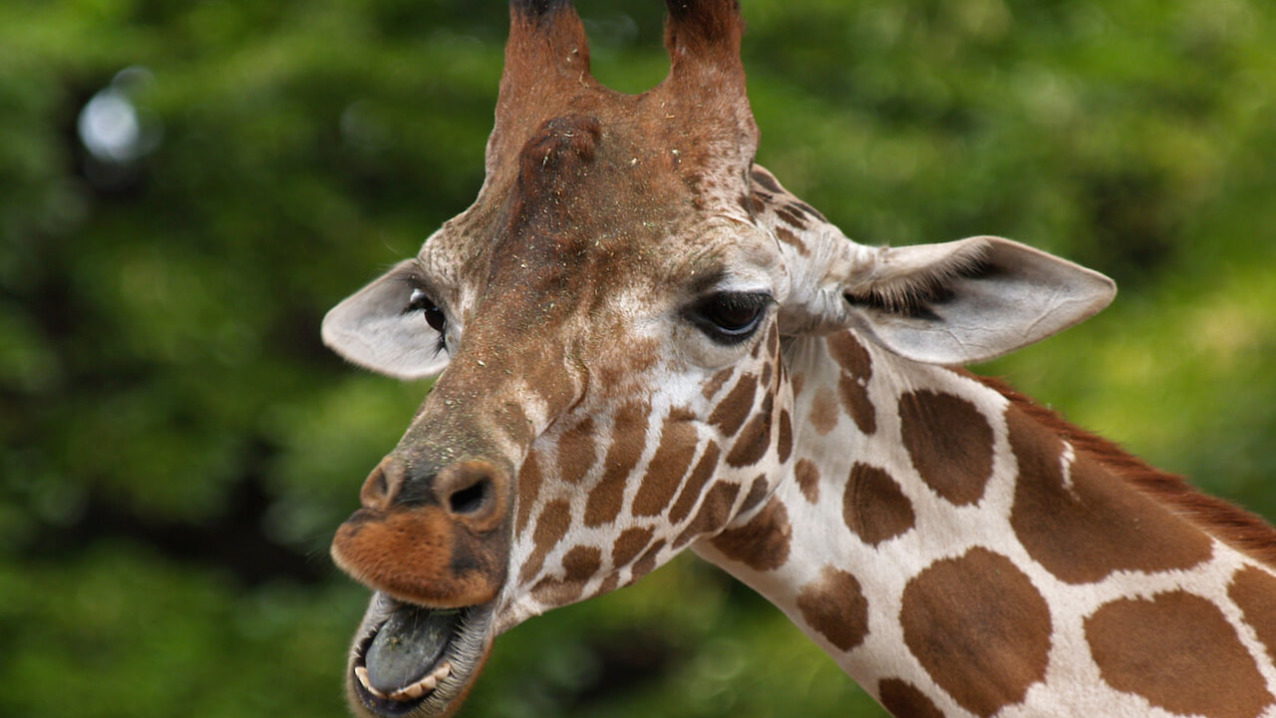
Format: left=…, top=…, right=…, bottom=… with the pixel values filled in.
left=696, top=330, right=1276, bottom=718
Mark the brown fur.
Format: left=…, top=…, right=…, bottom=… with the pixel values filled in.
left=669, top=441, right=721, bottom=524
left=711, top=496, right=791, bottom=571
left=900, top=547, right=1051, bottom=718
left=634, top=410, right=700, bottom=516
left=980, top=375, right=1276, bottom=570
left=877, top=679, right=945, bottom=718
left=844, top=463, right=916, bottom=547
left=898, top=390, right=994, bottom=506
left=794, top=458, right=821, bottom=504
left=673, top=481, right=741, bottom=549
left=613, top=527, right=656, bottom=568
left=725, top=393, right=773, bottom=467
left=1230, top=566, right=1276, bottom=663
left=795, top=565, right=869, bottom=652
left=331, top=506, right=504, bottom=608
left=1086, top=591, right=1271, bottom=718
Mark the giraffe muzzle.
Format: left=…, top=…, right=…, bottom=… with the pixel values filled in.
left=332, top=457, right=514, bottom=717
left=332, top=457, right=513, bottom=605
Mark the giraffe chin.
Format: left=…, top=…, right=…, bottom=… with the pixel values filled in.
left=347, top=592, right=495, bottom=718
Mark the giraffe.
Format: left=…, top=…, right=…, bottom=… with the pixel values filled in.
left=319, top=1, right=1276, bottom=717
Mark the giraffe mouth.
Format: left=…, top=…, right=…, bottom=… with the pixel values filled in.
left=348, top=592, right=496, bottom=717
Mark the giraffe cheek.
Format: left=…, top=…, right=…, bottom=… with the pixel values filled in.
left=331, top=507, right=509, bottom=608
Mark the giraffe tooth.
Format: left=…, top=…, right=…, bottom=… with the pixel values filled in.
left=431, top=661, right=452, bottom=682
left=389, top=673, right=438, bottom=702
left=355, top=666, right=388, bottom=699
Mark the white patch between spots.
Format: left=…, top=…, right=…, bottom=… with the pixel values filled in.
left=1060, top=441, right=1076, bottom=495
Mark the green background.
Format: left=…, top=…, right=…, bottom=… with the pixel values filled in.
left=4, top=0, right=1276, bottom=716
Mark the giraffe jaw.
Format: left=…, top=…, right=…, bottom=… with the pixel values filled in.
left=347, top=592, right=495, bottom=718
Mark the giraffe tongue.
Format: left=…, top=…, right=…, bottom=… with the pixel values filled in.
left=363, top=605, right=461, bottom=696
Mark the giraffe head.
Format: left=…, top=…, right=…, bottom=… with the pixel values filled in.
left=321, top=2, right=1115, bottom=716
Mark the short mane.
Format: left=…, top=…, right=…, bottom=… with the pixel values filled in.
left=978, top=374, right=1276, bottom=570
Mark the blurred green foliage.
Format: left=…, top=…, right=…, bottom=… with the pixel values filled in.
left=3, top=0, right=1275, bottom=716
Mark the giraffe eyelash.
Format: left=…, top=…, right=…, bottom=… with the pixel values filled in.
left=402, top=285, right=449, bottom=355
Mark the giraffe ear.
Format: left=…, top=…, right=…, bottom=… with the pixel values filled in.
left=321, top=260, right=451, bottom=380
left=823, top=236, right=1116, bottom=365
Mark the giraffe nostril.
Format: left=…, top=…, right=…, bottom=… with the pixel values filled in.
left=360, top=457, right=406, bottom=511
left=448, top=478, right=491, bottom=515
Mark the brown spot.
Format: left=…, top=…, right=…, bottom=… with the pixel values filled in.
left=530, top=546, right=599, bottom=607
left=1230, top=566, right=1276, bottom=666
left=516, top=450, right=545, bottom=536
left=827, top=331, right=873, bottom=377
left=519, top=499, right=571, bottom=585
left=725, top=394, right=772, bottom=468
left=584, top=401, right=648, bottom=527
left=794, top=458, right=820, bottom=503
left=711, top=497, right=790, bottom=571
left=530, top=575, right=581, bottom=606
left=878, top=679, right=944, bottom=718
left=844, top=463, right=915, bottom=546
left=837, top=373, right=877, bottom=435
left=709, top=373, right=757, bottom=437
left=982, top=374, right=1276, bottom=575
left=795, top=565, right=869, bottom=652
left=557, top=416, right=596, bottom=484
left=613, top=526, right=655, bottom=568
left=729, top=413, right=765, bottom=469
left=1007, top=406, right=1213, bottom=583
left=751, top=168, right=783, bottom=193
left=669, top=441, right=721, bottom=524
left=1086, top=591, right=1271, bottom=718
left=791, top=372, right=806, bottom=397
left=792, top=199, right=827, bottom=223
left=775, top=226, right=809, bottom=255
left=674, top=481, right=741, bottom=548
left=901, top=547, right=1051, bottom=717
left=776, top=409, right=793, bottom=463
left=775, top=205, right=808, bottom=230
left=898, top=390, right=993, bottom=506
left=760, top=361, right=772, bottom=386
left=633, top=409, right=700, bottom=517
left=808, top=390, right=838, bottom=436
left=562, top=544, right=601, bottom=582
left=766, top=323, right=779, bottom=357
left=631, top=539, right=666, bottom=581
left=740, top=475, right=770, bottom=513
left=828, top=333, right=876, bottom=433
left=592, top=572, right=620, bottom=598
left=584, top=476, right=626, bottom=529
left=702, top=368, right=733, bottom=400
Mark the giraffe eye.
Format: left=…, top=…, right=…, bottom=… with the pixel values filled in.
left=686, top=291, right=772, bottom=345
left=406, top=288, right=447, bottom=335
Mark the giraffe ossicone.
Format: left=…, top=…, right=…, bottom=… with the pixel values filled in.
left=321, top=2, right=1276, bottom=717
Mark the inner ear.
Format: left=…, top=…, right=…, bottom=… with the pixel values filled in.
left=843, top=236, right=1116, bottom=366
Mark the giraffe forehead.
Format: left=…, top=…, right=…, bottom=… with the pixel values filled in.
left=421, top=104, right=780, bottom=327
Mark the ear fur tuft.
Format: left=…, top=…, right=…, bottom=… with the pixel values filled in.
left=845, top=238, right=992, bottom=317
left=811, top=236, right=1115, bottom=365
